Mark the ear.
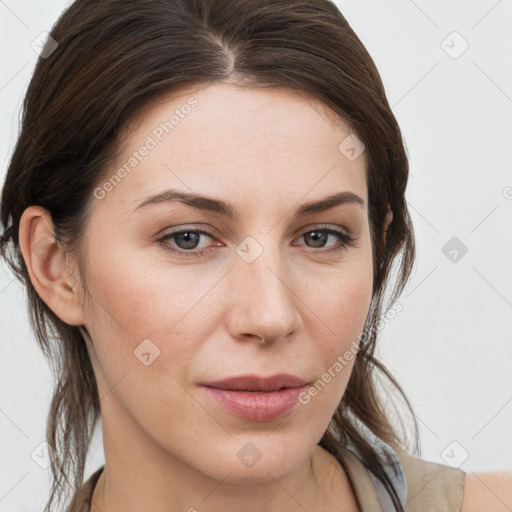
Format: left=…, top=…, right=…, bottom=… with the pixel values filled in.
left=383, top=203, right=393, bottom=244
left=18, top=206, right=87, bottom=326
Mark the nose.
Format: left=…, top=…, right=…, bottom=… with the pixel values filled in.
left=225, top=239, right=301, bottom=345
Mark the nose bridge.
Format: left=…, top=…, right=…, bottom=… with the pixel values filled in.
left=226, top=234, right=299, bottom=341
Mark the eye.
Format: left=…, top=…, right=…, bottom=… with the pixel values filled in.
left=157, top=225, right=357, bottom=258
left=293, top=226, right=356, bottom=253
left=158, top=227, right=217, bottom=258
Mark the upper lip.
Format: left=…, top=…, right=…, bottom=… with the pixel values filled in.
left=200, top=374, right=308, bottom=392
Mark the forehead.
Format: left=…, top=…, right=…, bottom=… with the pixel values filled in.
left=101, top=81, right=368, bottom=214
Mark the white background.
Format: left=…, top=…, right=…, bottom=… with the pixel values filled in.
left=1, top=1, right=511, bottom=510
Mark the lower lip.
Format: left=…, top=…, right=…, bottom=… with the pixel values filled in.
left=202, top=385, right=306, bottom=422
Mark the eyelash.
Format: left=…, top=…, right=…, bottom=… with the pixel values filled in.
left=158, top=225, right=356, bottom=258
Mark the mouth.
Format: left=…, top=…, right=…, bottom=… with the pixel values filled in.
left=200, top=374, right=308, bottom=422
left=200, top=373, right=308, bottom=392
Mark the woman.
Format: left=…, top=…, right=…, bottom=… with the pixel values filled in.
left=1, top=1, right=510, bottom=511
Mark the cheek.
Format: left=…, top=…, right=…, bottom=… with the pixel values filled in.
left=303, top=258, right=373, bottom=344
left=303, top=272, right=372, bottom=408
left=82, top=240, right=235, bottom=423
left=85, top=235, right=217, bottom=339
left=293, top=264, right=372, bottom=413
left=83, top=252, right=209, bottom=435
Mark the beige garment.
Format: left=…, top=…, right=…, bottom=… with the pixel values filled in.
left=67, top=448, right=466, bottom=511
left=337, top=446, right=466, bottom=511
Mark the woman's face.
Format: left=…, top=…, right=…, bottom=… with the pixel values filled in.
left=79, top=81, right=373, bottom=482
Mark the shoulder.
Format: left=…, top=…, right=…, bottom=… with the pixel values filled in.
left=394, top=450, right=465, bottom=511
left=461, top=471, right=512, bottom=512
left=394, top=450, right=512, bottom=512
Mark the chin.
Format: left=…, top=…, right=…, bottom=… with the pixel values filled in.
left=196, top=434, right=314, bottom=484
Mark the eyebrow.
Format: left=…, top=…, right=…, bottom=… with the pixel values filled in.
left=133, top=189, right=365, bottom=218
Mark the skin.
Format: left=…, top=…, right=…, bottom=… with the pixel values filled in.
left=18, top=81, right=512, bottom=511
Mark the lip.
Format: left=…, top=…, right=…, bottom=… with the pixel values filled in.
left=200, top=374, right=307, bottom=392
left=200, top=374, right=308, bottom=422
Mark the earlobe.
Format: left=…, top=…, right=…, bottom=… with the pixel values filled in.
left=383, top=203, right=393, bottom=244
left=18, top=206, right=86, bottom=326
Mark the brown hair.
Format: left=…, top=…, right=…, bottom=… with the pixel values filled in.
left=0, top=0, right=419, bottom=510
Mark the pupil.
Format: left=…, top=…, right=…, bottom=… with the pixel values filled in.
left=307, top=231, right=326, bottom=247
left=177, top=232, right=199, bottom=249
